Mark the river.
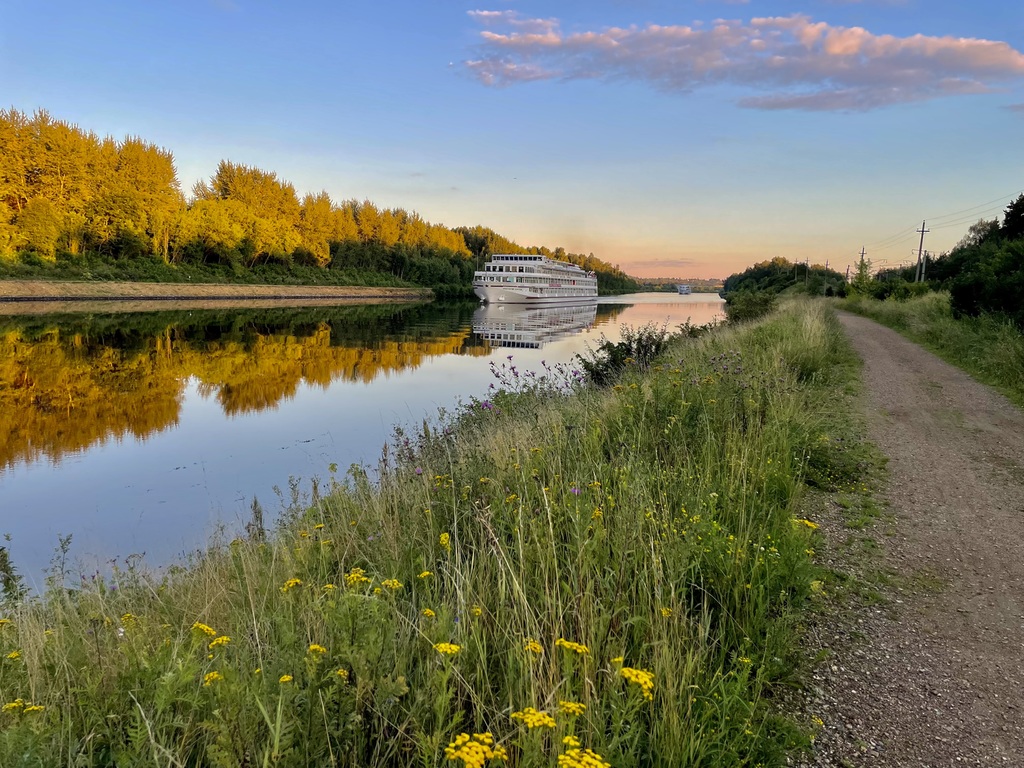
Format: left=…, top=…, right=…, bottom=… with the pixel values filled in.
left=0, top=293, right=724, bottom=585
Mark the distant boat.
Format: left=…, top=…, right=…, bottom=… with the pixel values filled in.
left=676, top=284, right=692, bottom=295
left=473, top=254, right=598, bottom=305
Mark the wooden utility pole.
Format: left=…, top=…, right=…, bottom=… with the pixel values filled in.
left=914, top=221, right=929, bottom=282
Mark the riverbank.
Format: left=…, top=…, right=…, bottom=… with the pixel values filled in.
left=0, top=300, right=867, bottom=766
left=0, top=279, right=430, bottom=305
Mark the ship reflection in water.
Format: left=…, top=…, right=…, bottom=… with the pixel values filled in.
left=472, top=302, right=602, bottom=349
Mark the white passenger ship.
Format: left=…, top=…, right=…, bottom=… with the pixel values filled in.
left=676, top=284, right=692, bottom=295
left=473, top=254, right=598, bottom=304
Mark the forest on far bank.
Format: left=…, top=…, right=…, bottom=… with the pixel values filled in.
left=0, top=108, right=641, bottom=298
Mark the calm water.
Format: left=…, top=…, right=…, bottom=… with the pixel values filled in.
left=0, top=293, right=723, bottom=583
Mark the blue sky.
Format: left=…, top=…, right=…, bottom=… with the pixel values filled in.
left=3, top=1, right=1023, bottom=278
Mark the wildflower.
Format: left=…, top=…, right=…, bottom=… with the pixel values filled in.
left=23, top=704, right=44, bottom=714
left=0, top=619, right=11, bottom=627
left=587, top=481, right=601, bottom=489
left=510, top=707, right=556, bottom=728
left=191, top=622, right=217, bottom=637
left=5, top=650, right=21, bottom=661
left=620, top=667, right=655, bottom=700
left=434, top=642, right=461, bottom=656
left=308, top=644, right=327, bottom=655
left=335, top=668, right=349, bottom=680
left=280, top=577, right=303, bottom=593
left=791, top=518, right=819, bottom=530
left=2, top=699, right=24, bottom=713
left=203, top=671, right=224, bottom=687
left=422, top=608, right=436, bottom=619
left=440, top=532, right=451, bottom=551
left=444, top=732, right=508, bottom=765
left=558, top=700, right=586, bottom=716
left=524, top=639, right=544, bottom=655
left=660, top=607, right=673, bottom=618
left=562, top=735, right=581, bottom=748
left=471, top=605, right=483, bottom=617
left=344, top=567, right=371, bottom=587
left=208, top=636, right=231, bottom=650
left=279, top=674, right=293, bottom=684
left=323, top=583, right=336, bottom=591
left=374, top=587, right=382, bottom=595
left=381, top=578, right=403, bottom=591
left=738, top=656, right=752, bottom=665
left=611, top=656, right=624, bottom=664
left=591, top=508, right=603, bottom=520
left=254, top=668, right=261, bottom=675
left=558, top=748, right=611, bottom=768
left=299, top=530, right=310, bottom=539
left=570, top=487, right=581, bottom=495
left=505, top=493, right=519, bottom=503
left=120, top=613, right=137, bottom=626
left=418, top=570, right=433, bottom=579
left=314, top=523, right=325, bottom=530
left=555, top=638, right=590, bottom=655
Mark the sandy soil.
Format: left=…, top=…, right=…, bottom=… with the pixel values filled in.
left=0, top=280, right=429, bottom=308
left=801, top=313, right=1024, bottom=766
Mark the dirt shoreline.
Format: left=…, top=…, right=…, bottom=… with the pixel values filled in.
left=0, top=279, right=430, bottom=301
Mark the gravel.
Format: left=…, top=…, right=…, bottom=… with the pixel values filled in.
left=797, top=312, right=1024, bottom=768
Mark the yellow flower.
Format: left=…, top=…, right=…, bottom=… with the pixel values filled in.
left=471, top=605, right=483, bottom=617
left=620, top=667, right=655, bottom=700
left=335, top=668, right=349, bottom=680
left=23, top=704, right=44, bottom=714
left=2, top=699, right=24, bottom=713
left=299, top=530, right=310, bottom=539
left=440, top=532, right=451, bottom=551
left=203, top=671, right=224, bottom=687
left=555, top=638, right=590, bottom=655
left=510, top=707, right=556, bottom=729
left=0, top=619, right=11, bottom=627
left=381, top=578, right=403, bottom=591
left=120, top=613, right=137, bottom=626
left=308, top=644, right=327, bottom=655
left=344, top=567, right=371, bottom=587
left=660, top=607, right=673, bottom=618
left=434, top=642, right=461, bottom=656
left=323, top=583, right=336, bottom=591
left=611, top=656, right=624, bottom=664
left=422, top=608, right=436, bottom=618
left=562, top=735, right=581, bottom=748
left=558, top=748, right=611, bottom=768
left=524, top=639, right=544, bottom=655
left=374, top=587, right=382, bottom=595
left=418, top=570, right=433, bottom=579
left=208, top=636, right=231, bottom=650
left=279, top=674, right=293, bottom=684
left=444, top=732, right=508, bottom=765
left=314, top=523, right=325, bottom=530
left=191, top=622, right=217, bottom=637
left=558, top=700, right=586, bottom=716
left=280, top=577, right=303, bottom=593
left=791, top=518, right=819, bottom=530
left=738, top=656, right=752, bottom=665
left=5, top=650, right=21, bottom=661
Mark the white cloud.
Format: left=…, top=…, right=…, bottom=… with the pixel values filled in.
left=464, top=12, right=1024, bottom=111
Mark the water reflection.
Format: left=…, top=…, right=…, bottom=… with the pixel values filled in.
left=0, top=303, right=490, bottom=471
left=473, top=302, right=617, bottom=349
left=0, top=294, right=723, bottom=580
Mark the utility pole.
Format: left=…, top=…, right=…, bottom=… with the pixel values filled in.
left=921, top=250, right=929, bottom=282
left=914, top=220, right=929, bottom=282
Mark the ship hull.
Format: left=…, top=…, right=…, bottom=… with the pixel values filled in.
left=473, top=285, right=598, bottom=305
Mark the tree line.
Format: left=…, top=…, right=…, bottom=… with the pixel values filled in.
left=0, top=109, right=641, bottom=297
left=869, top=195, right=1024, bottom=329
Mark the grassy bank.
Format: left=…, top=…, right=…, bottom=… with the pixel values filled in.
left=0, top=301, right=864, bottom=767
left=842, top=292, right=1024, bottom=408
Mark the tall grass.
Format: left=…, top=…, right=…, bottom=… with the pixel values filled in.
left=0, top=301, right=860, bottom=767
left=842, top=292, right=1024, bottom=407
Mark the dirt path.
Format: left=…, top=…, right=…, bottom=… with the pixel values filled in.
left=804, top=313, right=1024, bottom=767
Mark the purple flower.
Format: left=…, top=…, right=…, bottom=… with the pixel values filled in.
left=415, top=467, right=423, bottom=475
left=571, top=487, right=581, bottom=495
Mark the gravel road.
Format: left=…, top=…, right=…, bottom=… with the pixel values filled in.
left=801, top=312, right=1024, bottom=767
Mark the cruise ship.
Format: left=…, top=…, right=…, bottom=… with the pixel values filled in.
left=676, top=284, right=692, bottom=295
left=473, top=254, right=598, bottom=305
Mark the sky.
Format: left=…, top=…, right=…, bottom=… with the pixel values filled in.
left=2, top=1, right=1023, bottom=279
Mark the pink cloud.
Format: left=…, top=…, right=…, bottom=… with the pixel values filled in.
left=464, top=12, right=1024, bottom=111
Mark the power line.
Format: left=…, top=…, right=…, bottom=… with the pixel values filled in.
left=925, top=189, right=1023, bottom=224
